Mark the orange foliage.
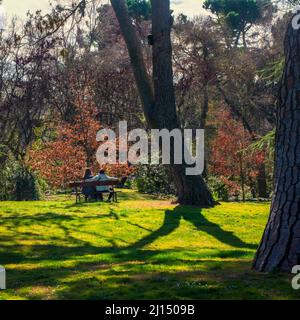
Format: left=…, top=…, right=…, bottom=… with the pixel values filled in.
left=210, top=109, right=265, bottom=194
left=28, top=85, right=133, bottom=188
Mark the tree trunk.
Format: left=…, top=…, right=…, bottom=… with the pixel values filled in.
left=253, top=17, right=300, bottom=272
left=111, top=0, right=215, bottom=207
left=200, top=84, right=209, bottom=178
left=234, top=30, right=241, bottom=47
left=257, top=163, right=268, bottom=199
left=170, top=164, right=215, bottom=206
left=239, top=154, right=245, bottom=202
left=200, top=84, right=209, bottom=130
left=242, top=30, right=247, bottom=48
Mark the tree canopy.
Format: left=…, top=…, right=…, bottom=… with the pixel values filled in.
left=203, top=0, right=273, bottom=46
left=126, top=0, right=151, bottom=20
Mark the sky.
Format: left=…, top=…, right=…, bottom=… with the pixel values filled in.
left=0, top=0, right=207, bottom=21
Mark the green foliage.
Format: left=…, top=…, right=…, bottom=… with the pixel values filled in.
left=0, top=162, right=15, bottom=201
left=134, top=165, right=176, bottom=195
left=126, top=0, right=151, bottom=20
left=207, top=176, right=230, bottom=201
left=11, top=165, right=42, bottom=201
left=246, top=129, right=275, bottom=160
left=203, top=0, right=272, bottom=31
left=258, top=57, right=284, bottom=86
left=0, top=154, right=43, bottom=201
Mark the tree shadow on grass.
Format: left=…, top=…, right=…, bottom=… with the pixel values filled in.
left=0, top=204, right=260, bottom=299
left=7, top=257, right=294, bottom=300
left=128, top=205, right=257, bottom=250
left=4, top=244, right=255, bottom=296
left=0, top=205, right=255, bottom=267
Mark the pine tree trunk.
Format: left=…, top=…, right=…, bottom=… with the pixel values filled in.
left=151, top=0, right=214, bottom=207
left=253, top=18, right=300, bottom=272
left=111, top=0, right=214, bottom=207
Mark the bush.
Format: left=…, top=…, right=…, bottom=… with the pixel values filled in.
left=133, top=165, right=176, bottom=196
left=0, top=160, right=42, bottom=201
left=206, top=176, right=230, bottom=201
left=0, top=163, right=14, bottom=201
left=13, top=165, right=42, bottom=201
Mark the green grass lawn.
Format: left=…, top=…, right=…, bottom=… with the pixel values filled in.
left=0, top=190, right=298, bottom=300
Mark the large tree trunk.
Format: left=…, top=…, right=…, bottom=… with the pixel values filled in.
left=170, top=164, right=215, bottom=206
left=111, top=0, right=214, bottom=207
left=253, top=17, right=300, bottom=272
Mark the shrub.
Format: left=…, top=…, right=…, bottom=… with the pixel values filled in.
left=206, top=176, right=230, bottom=201
left=133, top=165, right=176, bottom=195
left=13, top=165, right=42, bottom=200
left=0, top=159, right=42, bottom=201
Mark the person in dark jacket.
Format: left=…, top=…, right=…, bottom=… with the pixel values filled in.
left=82, top=168, right=95, bottom=202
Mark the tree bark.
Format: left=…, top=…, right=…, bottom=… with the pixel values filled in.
left=253, top=17, right=300, bottom=272
left=239, top=154, right=246, bottom=202
left=200, top=84, right=209, bottom=130
left=257, top=163, right=268, bottom=199
left=234, top=30, right=241, bottom=47
left=110, top=0, right=156, bottom=126
left=110, top=0, right=214, bottom=206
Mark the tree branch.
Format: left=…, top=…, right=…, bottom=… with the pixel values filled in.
left=110, top=0, right=155, bottom=126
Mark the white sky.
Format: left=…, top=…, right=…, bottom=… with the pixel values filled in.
left=1, top=0, right=51, bottom=18
left=0, top=0, right=207, bottom=20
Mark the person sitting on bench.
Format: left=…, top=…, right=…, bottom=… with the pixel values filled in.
left=88, top=169, right=118, bottom=202
left=82, top=168, right=96, bottom=202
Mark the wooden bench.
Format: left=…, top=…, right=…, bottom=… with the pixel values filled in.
left=69, top=180, right=121, bottom=203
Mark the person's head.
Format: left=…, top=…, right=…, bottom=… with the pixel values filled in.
left=99, top=169, right=105, bottom=175
left=84, top=168, right=92, bottom=179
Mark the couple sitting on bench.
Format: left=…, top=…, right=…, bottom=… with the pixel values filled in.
left=83, top=168, right=118, bottom=202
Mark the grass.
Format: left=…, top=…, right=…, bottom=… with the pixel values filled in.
left=0, top=189, right=298, bottom=300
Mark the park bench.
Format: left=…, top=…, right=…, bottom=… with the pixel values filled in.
left=69, top=179, right=121, bottom=204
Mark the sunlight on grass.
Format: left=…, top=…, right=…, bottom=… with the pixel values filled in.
left=0, top=190, right=298, bottom=300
